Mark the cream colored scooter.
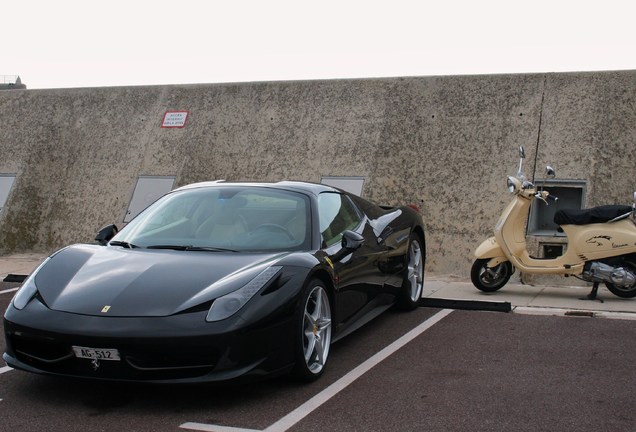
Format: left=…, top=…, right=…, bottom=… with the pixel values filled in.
left=472, top=146, right=636, bottom=300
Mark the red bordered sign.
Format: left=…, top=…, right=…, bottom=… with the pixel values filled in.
left=161, top=111, right=189, bottom=128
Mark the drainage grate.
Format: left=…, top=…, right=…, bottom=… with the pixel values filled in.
left=564, top=310, right=594, bottom=317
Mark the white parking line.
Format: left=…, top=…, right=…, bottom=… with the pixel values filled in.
left=181, top=308, right=453, bottom=432
left=1, top=366, right=14, bottom=403
left=0, top=287, right=19, bottom=295
left=180, top=426, right=260, bottom=432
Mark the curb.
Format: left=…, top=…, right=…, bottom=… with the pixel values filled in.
left=512, top=306, right=636, bottom=320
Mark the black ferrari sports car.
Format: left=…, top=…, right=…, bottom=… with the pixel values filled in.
left=4, top=181, right=425, bottom=383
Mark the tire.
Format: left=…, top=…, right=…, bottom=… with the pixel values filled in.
left=292, top=279, right=332, bottom=382
left=605, top=259, right=636, bottom=298
left=398, top=233, right=425, bottom=310
left=471, top=258, right=512, bottom=292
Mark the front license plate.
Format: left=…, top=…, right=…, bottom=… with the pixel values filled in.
left=72, top=346, right=121, bottom=361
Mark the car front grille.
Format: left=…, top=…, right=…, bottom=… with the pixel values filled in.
left=7, top=331, right=219, bottom=381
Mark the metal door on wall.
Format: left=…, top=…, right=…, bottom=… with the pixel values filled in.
left=321, top=176, right=365, bottom=196
left=123, top=176, right=176, bottom=223
left=0, top=174, right=16, bottom=212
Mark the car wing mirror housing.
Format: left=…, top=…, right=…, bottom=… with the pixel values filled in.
left=341, top=230, right=364, bottom=251
left=95, top=224, right=118, bottom=245
left=329, top=230, right=364, bottom=263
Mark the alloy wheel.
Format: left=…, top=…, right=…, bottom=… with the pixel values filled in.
left=302, top=285, right=332, bottom=374
left=407, top=239, right=424, bottom=302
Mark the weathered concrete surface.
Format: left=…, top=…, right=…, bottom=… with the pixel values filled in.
left=1, top=71, right=635, bottom=278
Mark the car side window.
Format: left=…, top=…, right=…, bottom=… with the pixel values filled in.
left=318, top=192, right=362, bottom=247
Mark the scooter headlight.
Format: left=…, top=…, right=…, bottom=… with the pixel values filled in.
left=507, top=176, right=519, bottom=194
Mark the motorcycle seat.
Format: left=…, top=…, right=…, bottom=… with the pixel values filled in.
left=554, top=205, right=632, bottom=226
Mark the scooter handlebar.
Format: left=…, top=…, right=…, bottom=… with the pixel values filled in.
left=536, top=191, right=558, bottom=204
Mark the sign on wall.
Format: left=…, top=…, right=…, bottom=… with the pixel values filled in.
left=161, top=111, right=189, bottom=128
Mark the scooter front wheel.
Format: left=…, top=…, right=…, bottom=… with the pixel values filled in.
left=471, top=259, right=512, bottom=292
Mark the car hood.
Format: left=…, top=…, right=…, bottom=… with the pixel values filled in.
left=35, top=244, right=288, bottom=317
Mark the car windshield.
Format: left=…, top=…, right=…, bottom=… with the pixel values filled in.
left=113, top=187, right=311, bottom=252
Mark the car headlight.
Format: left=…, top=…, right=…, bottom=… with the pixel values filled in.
left=12, top=258, right=50, bottom=310
left=206, top=266, right=282, bottom=322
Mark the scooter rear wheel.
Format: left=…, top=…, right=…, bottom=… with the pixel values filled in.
left=471, top=259, right=512, bottom=292
left=605, top=259, right=636, bottom=298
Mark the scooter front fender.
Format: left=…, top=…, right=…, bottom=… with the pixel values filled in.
left=474, top=237, right=509, bottom=267
left=475, top=236, right=503, bottom=258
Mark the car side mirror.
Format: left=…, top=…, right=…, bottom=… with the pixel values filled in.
left=519, top=146, right=526, bottom=159
left=329, top=230, right=364, bottom=263
left=341, top=230, right=364, bottom=251
left=95, top=224, right=118, bottom=245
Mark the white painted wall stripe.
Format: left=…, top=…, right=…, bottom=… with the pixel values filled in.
left=181, top=308, right=453, bottom=432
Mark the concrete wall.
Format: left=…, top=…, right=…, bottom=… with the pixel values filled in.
left=1, top=71, right=635, bottom=277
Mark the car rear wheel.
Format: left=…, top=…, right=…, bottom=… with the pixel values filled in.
left=292, top=280, right=332, bottom=381
left=398, top=233, right=425, bottom=310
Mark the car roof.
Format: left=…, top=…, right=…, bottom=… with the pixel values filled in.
left=172, top=180, right=343, bottom=196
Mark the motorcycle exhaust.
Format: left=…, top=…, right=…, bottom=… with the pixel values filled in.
left=582, top=262, right=636, bottom=287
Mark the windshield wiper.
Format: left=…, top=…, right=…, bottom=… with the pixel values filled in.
left=146, top=245, right=238, bottom=252
left=186, top=246, right=238, bottom=252
left=109, top=241, right=139, bottom=249
left=146, top=244, right=189, bottom=250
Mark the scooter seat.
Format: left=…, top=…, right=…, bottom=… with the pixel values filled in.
left=554, top=205, right=632, bottom=226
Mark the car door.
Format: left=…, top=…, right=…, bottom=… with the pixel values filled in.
left=317, top=192, right=388, bottom=327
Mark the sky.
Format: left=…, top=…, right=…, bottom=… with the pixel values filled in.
left=3, top=0, right=635, bottom=89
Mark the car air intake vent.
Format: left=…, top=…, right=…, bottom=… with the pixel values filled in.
left=261, top=274, right=288, bottom=296
left=175, top=300, right=214, bottom=315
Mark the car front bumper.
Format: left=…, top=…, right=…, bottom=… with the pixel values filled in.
left=3, top=278, right=304, bottom=384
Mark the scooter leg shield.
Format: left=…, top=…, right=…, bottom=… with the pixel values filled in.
left=475, top=236, right=505, bottom=260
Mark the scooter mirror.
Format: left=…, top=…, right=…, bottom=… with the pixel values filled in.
left=519, top=146, right=526, bottom=159
left=546, top=166, right=556, bottom=178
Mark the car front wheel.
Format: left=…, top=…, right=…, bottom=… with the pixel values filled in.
left=292, top=279, right=332, bottom=381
